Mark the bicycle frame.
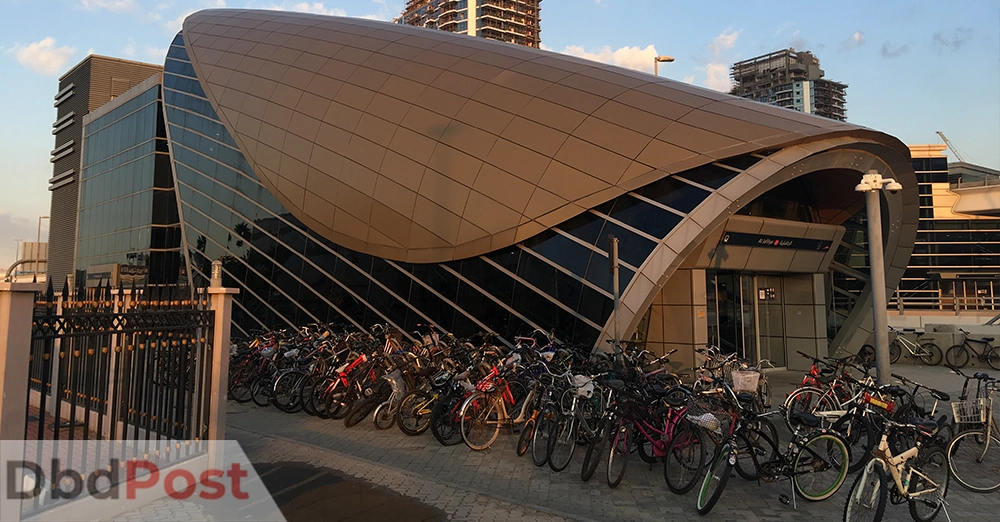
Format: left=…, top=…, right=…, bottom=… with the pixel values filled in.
left=866, top=430, right=943, bottom=503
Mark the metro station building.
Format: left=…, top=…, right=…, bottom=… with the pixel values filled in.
left=63, top=9, right=918, bottom=370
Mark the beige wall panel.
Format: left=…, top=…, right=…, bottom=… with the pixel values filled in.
left=784, top=304, right=818, bottom=338
left=500, top=117, right=567, bottom=158
left=536, top=161, right=610, bottom=202
left=454, top=100, right=515, bottom=135
left=745, top=248, right=792, bottom=272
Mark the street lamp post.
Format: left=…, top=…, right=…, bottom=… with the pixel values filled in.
left=653, top=55, right=675, bottom=76
left=855, top=170, right=903, bottom=385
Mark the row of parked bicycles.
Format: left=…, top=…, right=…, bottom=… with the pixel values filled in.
left=226, top=322, right=999, bottom=521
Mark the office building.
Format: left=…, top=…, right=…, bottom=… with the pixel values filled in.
left=893, top=145, right=1000, bottom=315
left=66, top=9, right=917, bottom=370
left=730, top=49, right=848, bottom=121
left=48, top=55, right=163, bottom=286
left=395, top=0, right=541, bottom=48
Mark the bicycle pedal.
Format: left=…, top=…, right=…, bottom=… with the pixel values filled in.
left=778, top=494, right=790, bottom=506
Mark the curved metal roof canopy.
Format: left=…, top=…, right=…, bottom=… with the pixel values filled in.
left=182, top=9, right=909, bottom=263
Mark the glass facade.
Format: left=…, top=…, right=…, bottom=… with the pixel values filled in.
left=77, top=83, right=183, bottom=285
left=159, top=32, right=762, bottom=344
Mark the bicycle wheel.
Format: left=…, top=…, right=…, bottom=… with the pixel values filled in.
left=373, top=400, right=396, bottom=430
left=664, top=421, right=706, bottom=494
left=325, top=383, right=354, bottom=420
left=735, top=418, right=779, bottom=481
left=696, top=441, right=734, bottom=515
left=784, top=387, right=838, bottom=428
left=517, top=417, right=535, bottom=457
left=228, top=366, right=254, bottom=403
left=832, top=413, right=875, bottom=473
left=299, top=374, right=322, bottom=415
left=547, top=414, right=577, bottom=472
left=945, top=345, right=970, bottom=368
left=531, top=404, right=557, bottom=466
left=272, top=371, right=304, bottom=413
left=908, top=446, right=949, bottom=522
left=947, top=430, right=1000, bottom=492
left=987, top=346, right=1000, bottom=371
left=918, top=342, right=943, bottom=366
left=793, top=432, right=849, bottom=501
left=843, top=461, right=887, bottom=522
left=889, top=340, right=902, bottom=364
left=310, top=377, right=335, bottom=419
left=397, top=389, right=433, bottom=436
left=460, top=393, right=501, bottom=451
left=858, top=345, right=876, bottom=367
left=606, top=421, right=630, bottom=488
left=581, top=421, right=608, bottom=482
left=344, top=396, right=377, bottom=427
left=251, top=378, right=271, bottom=407
left=756, top=377, right=772, bottom=410
left=430, top=394, right=464, bottom=446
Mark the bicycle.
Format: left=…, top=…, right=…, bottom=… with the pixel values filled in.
left=859, top=327, right=943, bottom=366
left=459, top=364, right=537, bottom=451
left=843, top=417, right=950, bottom=522
left=945, top=368, right=1000, bottom=493
left=696, top=379, right=850, bottom=515
left=944, top=328, right=1000, bottom=370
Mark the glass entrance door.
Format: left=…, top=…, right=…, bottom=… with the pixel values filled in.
left=707, top=271, right=757, bottom=359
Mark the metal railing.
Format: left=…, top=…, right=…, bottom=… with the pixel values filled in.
left=27, top=282, right=215, bottom=443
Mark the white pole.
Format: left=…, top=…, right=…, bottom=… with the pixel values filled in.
left=610, top=235, right=620, bottom=351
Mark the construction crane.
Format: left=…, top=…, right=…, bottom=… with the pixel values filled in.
left=936, top=131, right=967, bottom=163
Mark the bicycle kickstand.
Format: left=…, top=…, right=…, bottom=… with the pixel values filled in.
left=938, top=495, right=953, bottom=522
left=778, top=478, right=797, bottom=510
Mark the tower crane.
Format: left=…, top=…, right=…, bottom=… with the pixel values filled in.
left=936, top=131, right=967, bottom=163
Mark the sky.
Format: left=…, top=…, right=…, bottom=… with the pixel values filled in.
left=1, top=0, right=998, bottom=271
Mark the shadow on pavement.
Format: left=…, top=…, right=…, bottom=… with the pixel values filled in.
left=253, top=461, right=447, bottom=522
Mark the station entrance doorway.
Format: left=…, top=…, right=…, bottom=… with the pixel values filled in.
left=706, top=271, right=791, bottom=368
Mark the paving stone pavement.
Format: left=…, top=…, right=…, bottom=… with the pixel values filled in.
left=225, top=364, right=998, bottom=522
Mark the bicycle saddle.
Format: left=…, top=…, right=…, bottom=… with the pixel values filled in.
left=790, top=412, right=822, bottom=428
left=974, top=372, right=992, bottom=380
left=664, top=394, right=687, bottom=408
left=976, top=337, right=995, bottom=342
left=909, top=418, right=939, bottom=437
left=880, top=385, right=909, bottom=397
left=735, top=391, right=755, bottom=404
left=606, top=379, right=626, bottom=391
left=930, top=389, right=950, bottom=401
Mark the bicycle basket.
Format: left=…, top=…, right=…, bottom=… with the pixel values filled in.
left=731, top=370, right=760, bottom=392
left=573, top=374, right=594, bottom=398
left=951, top=398, right=987, bottom=425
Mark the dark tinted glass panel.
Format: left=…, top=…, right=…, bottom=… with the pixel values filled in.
left=460, top=258, right=514, bottom=307
left=523, top=230, right=592, bottom=277
left=594, top=222, right=656, bottom=268
left=676, top=163, right=738, bottom=189
left=633, top=175, right=709, bottom=214
left=606, top=195, right=682, bottom=239
left=717, top=155, right=760, bottom=171
left=577, top=285, right=614, bottom=327
left=560, top=211, right=606, bottom=245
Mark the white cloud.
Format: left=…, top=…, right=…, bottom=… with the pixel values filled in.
left=703, top=63, right=732, bottom=92
left=166, top=11, right=194, bottom=32
left=840, top=30, right=865, bottom=51
left=122, top=38, right=137, bottom=57
left=80, top=0, right=137, bottom=11
left=14, top=37, right=76, bottom=76
left=682, top=76, right=695, bottom=84
left=558, top=44, right=659, bottom=73
left=264, top=2, right=346, bottom=16
left=145, top=46, right=168, bottom=61
left=709, top=29, right=740, bottom=57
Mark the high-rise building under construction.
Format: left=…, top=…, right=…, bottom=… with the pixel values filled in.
left=395, top=0, right=541, bottom=48
left=730, top=49, right=847, bottom=121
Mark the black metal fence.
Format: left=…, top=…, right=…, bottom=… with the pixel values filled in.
left=27, top=281, right=215, bottom=442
